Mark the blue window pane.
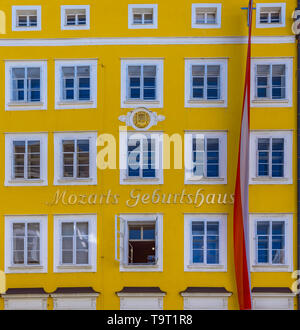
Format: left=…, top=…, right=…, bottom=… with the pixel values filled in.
left=143, top=88, right=156, bottom=100
left=30, top=79, right=40, bottom=89
left=207, top=236, right=219, bottom=250
left=207, top=89, right=218, bottom=99
left=207, top=139, right=219, bottom=151
left=207, top=151, right=219, bottom=164
left=66, top=90, right=74, bottom=100
left=258, top=164, right=269, bottom=176
left=30, top=91, right=40, bottom=101
left=130, top=88, right=140, bottom=99
left=258, top=249, right=268, bottom=263
left=193, top=236, right=204, bottom=249
left=79, top=78, right=90, bottom=88
left=143, top=228, right=155, bottom=240
left=130, top=77, right=140, bottom=87
left=207, top=250, right=219, bottom=264
left=128, top=167, right=140, bottom=177
left=193, top=88, right=203, bottom=98
left=193, top=249, right=203, bottom=263
left=79, top=89, right=90, bottom=100
left=129, top=228, right=141, bottom=240
left=144, top=77, right=155, bottom=87
left=192, top=222, right=204, bottom=235
left=272, top=165, right=283, bottom=177
left=17, top=80, right=24, bottom=89
left=77, top=140, right=89, bottom=152
left=193, top=77, right=204, bottom=87
left=272, top=87, right=284, bottom=99
left=257, top=77, right=268, bottom=86
left=18, top=91, right=25, bottom=100
left=207, top=222, right=219, bottom=235
left=272, top=222, right=284, bottom=235
left=272, top=76, right=283, bottom=87
left=258, top=138, right=270, bottom=150
left=258, top=236, right=268, bottom=249
left=258, top=151, right=269, bottom=163
left=207, top=77, right=218, bottom=87
left=272, top=151, right=283, bottom=164
left=257, top=88, right=267, bottom=98
left=272, top=138, right=284, bottom=151
left=65, top=79, right=74, bottom=88
left=272, top=236, right=284, bottom=249
left=257, top=222, right=269, bottom=235
left=142, top=168, right=155, bottom=177
left=207, top=165, right=219, bottom=177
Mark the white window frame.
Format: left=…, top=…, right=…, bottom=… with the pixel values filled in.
left=249, top=130, right=293, bottom=185
left=128, top=4, right=158, bottom=29
left=251, top=58, right=293, bottom=108
left=184, top=131, right=227, bottom=184
left=256, top=3, right=286, bottom=28
left=5, top=60, right=47, bottom=111
left=119, top=130, right=163, bottom=185
left=185, top=59, right=228, bottom=108
left=118, top=293, right=165, bottom=310
left=121, top=59, right=164, bottom=108
left=4, top=215, right=48, bottom=274
left=192, top=4, right=222, bottom=29
left=55, top=59, right=97, bottom=110
left=53, top=132, right=97, bottom=186
left=249, top=213, right=293, bottom=272
left=184, top=214, right=227, bottom=272
left=53, top=214, right=97, bottom=273
left=5, top=133, right=48, bottom=186
left=116, top=214, right=163, bottom=272
left=12, top=6, right=41, bottom=31
left=61, top=5, right=90, bottom=30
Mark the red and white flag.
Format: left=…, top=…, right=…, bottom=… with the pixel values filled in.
left=233, top=0, right=254, bottom=310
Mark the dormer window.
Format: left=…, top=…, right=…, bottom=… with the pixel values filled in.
left=256, top=3, right=286, bottom=28
left=61, top=5, right=90, bottom=30
left=12, top=6, right=41, bottom=31
left=128, top=4, right=158, bottom=29
left=192, top=4, right=222, bottom=29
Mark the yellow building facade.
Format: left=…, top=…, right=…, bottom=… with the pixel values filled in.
left=0, top=0, right=298, bottom=310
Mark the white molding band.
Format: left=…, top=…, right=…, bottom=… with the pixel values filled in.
left=0, top=36, right=295, bottom=47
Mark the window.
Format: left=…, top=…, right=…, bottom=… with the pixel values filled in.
left=54, top=132, right=97, bottom=185
left=192, top=4, right=222, bottom=29
left=255, top=64, right=286, bottom=100
left=184, top=131, right=227, bottom=184
left=256, top=3, right=286, bottom=28
left=128, top=4, right=158, bottom=29
left=53, top=215, right=97, bottom=273
left=5, top=133, right=48, bottom=186
left=249, top=130, right=293, bottom=184
left=5, top=61, right=47, bottom=111
left=184, top=214, right=227, bottom=272
left=55, top=60, right=97, bottom=109
left=249, top=214, right=293, bottom=272
left=61, top=5, right=90, bottom=30
left=121, top=59, right=163, bottom=108
left=120, top=131, right=163, bottom=185
left=185, top=59, right=228, bottom=108
left=251, top=58, right=293, bottom=107
left=12, top=6, right=41, bottom=31
left=5, top=216, right=48, bottom=273
left=115, top=214, right=163, bottom=272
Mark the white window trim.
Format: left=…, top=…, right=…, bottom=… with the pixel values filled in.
left=251, top=57, right=293, bottom=108
left=121, top=59, right=164, bottom=108
left=5, top=60, right=47, bottom=111
left=117, top=214, right=163, bottom=272
left=53, top=131, right=97, bottom=186
left=252, top=292, right=295, bottom=310
left=117, top=293, right=165, bottom=310
left=249, top=213, right=293, bottom=272
left=192, top=3, right=222, bottom=29
left=128, top=4, right=158, bottom=29
left=55, top=59, right=97, bottom=110
left=3, top=294, right=48, bottom=310
left=256, top=3, right=286, bottom=29
left=4, top=215, right=48, bottom=274
left=185, top=59, right=228, bottom=108
left=184, top=214, right=227, bottom=272
left=12, top=6, right=41, bottom=31
left=51, top=293, right=98, bottom=310
left=184, top=131, right=227, bottom=184
left=5, top=133, right=48, bottom=186
left=249, top=130, right=293, bottom=185
left=53, top=214, right=97, bottom=273
left=61, top=5, right=90, bottom=30
left=119, top=130, right=163, bottom=185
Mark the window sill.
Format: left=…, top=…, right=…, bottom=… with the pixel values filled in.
left=186, top=264, right=225, bottom=271
left=187, top=99, right=224, bottom=104
left=7, top=102, right=44, bottom=106
left=251, top=264, right=290, bottom=272
left=57, top=100, right=93, bottom=106
left=185, top=177, right=226, bottom=185
left=252, top=99, right=289, bottom=104
left=124, top=100, right=160, bottom=105
left=8, top=265, right=43, bottom=270
left=122, top=263, right=159, bottom=269
left=8, top=179, right=44, bottom=184
left=57, top=178, right=93, bottom=183
left=123, top=177, right=160, bottom=182
left=251, top=177, right=288, bottom=182
left=57, top=265, right=92, bottom=270
left=192, top=24, right=220, bottom=29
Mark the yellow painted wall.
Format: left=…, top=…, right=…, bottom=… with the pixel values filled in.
left=0, top=0, right=297, bottom=310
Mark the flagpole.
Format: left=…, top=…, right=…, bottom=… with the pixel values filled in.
left=233, top=0, right=254, bottom=310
